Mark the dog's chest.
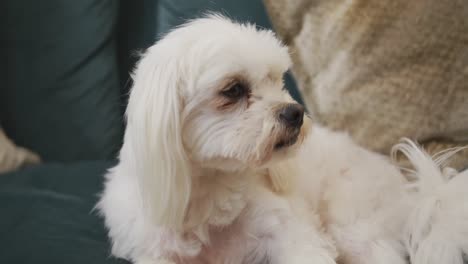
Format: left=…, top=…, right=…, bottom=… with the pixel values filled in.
left=178, top=174, right=264, bottom=264
left=180, top=220, right=263, bottom=264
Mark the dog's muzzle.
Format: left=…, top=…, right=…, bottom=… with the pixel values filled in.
left=274, top=103, right=305, bottom=149
left=278, top=103, right=304, bottom=128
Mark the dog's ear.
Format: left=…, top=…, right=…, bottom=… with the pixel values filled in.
left=122, top=44, right=191, bottom=230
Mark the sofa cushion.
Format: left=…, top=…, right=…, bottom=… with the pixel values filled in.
left=1, top=0, right=123, bottom=162
left=0, top=161, right=128, bottom=264
left=263, top=0, right=468, bottom=169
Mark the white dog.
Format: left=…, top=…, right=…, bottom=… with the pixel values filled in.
left=97, top=15, right=468, bottom=264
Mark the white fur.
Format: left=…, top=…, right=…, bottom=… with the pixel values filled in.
left=97, top=15, right=468, bottom=264
left=393, top=140, right=468, bottom=264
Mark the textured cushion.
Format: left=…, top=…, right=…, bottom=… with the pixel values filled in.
left=1, top=0, right=123, bottom=162
left=155, top=0, right=303, bottom=104
left=0, top=128, right=40, bottom=174
left=264, top=0, right=468, bottom=169
left=0, top=161, right=128, bottom=264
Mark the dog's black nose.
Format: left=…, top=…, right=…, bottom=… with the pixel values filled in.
left=278, top=103, right=304, bottom=128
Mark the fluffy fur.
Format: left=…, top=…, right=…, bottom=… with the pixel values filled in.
left=393, top=140, right=468, bottom=264
left=97, top=15, right=468, bottom=264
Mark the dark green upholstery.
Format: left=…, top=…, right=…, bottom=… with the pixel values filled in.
left=0, top=161, right=128, bottom=264
left=1, top=1, right=302, bottom=263
left=2, top=0, right=123, bottom=162
left=117, top=0, right=158, bottom=106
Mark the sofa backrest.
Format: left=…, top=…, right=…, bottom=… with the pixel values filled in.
left=2, top=0, right=124, bottom=162
left=1, top=0, right=300, bottom=162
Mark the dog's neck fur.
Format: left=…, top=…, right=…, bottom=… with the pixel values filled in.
left=183, top=165, right=255, bottom=233
left=182, top=157, right=295, bottom=234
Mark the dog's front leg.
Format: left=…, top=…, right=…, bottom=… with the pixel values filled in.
left=246, top=189, right=337, bottom=264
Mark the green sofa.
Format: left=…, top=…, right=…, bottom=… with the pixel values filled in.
left=1, top=1, right=301, bottom=263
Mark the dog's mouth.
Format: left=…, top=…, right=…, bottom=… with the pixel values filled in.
left=274, top=129, right=300, bottom=150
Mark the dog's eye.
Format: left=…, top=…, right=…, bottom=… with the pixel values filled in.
left=221, top=82, right=247, bottom=99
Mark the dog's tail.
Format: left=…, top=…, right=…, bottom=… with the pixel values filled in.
left=392, top=139, right=468, bottom=264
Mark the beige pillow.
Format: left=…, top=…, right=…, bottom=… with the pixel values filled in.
left=0, top=129, right=41, bottom=174
left=264, top=0, right=468, bottom=170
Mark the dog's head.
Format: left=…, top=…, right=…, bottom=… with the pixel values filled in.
left=122, top=15, right=308, bottom=229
